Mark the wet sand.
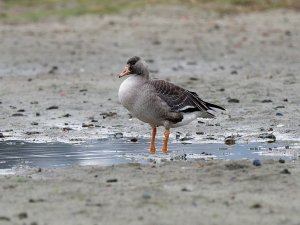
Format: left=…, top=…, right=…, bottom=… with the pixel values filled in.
left=0, top=5, right=300, bottom=225
left=1, top=160, right=300, bottom=225
left=0, top=6, right=299, bottom=144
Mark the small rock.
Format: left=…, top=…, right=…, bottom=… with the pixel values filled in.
left=218, top=88, right=225, bottom=92
left=278, top=158, right=285, bottom=163
left=91, top=119, right=98, bottom=122
left=62, top=113, right=71, bottom=117
left=29, top=198, right=44, bottom=203
left=25, top=131, right=40, bottom=135
left=79, top=89, right=88, bottom=92
left=82, top=124, right=94, bottom=128
left=189, top=77, right=198, bottom=81
left=36, top=112, right=40, bottom=116
left=114, top=132, right=123, bottom=139
left=62, top=127, right=73, bottom=131
left=285, top=30, right=291, bottom=36
left=250, top=203, right=262, bottom=209
left=225, top=136, right=236, bottom=145
left=196, top=131, right=204, bottom=135
left=152, top=40, right=161, bottom=45
left=276, top=112, right=283, bottom=116
left=106, top=178, right=118, bottom=183
left=231, top=70, right=238, bottom=75
left=142, top=192, right=151, bottom=199
left=100, top=112, right=117, bottom=119
left=0, top=216, right=10, bottom=221
left=130, top=137, right=138, bottom=142
left=261, top=99, right=272, bottom=103
left=228, top=98, right=239, bottom=103
left=48, top=66, right=58, bottom=74
left=31, top=122, right=38, bottom=125
left=253, top=159, right=262, bottom=167
left=283, top=98, right=288, bottom=102
left=17, top=109, right=25, bottom=112
left=0, top=133, right=4, bottom=138
left=181, top=187, right=191, bottom=192
left=258, top=133, right=276, bottom=141
left=30, top=101, right=39, bottom=104
left=280, top=169, right=291, bottom=174
left=12, top=113, right=24, bottom=117
left=275, top=106, right=285, bottom=109
left=46, top=106, right=59, bottom=110
left=37, top=168, right=42, bottom=172
left=17, top=212, right=28, bottom=219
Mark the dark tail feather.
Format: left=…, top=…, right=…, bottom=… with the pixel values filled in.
left=205, top=102, right=225, bottom=111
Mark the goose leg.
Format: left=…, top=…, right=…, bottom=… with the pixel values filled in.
left=162, top=128, right=170, bottom=154
left=149, top=127, right=156, bottom=154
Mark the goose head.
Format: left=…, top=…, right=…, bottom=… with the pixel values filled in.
left=119, top=56, right=149, bottom=78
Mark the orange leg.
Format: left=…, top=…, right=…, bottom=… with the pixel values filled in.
left=149, top=127, right=156, bottom=154
left=162, top=128, right=170, bottom=154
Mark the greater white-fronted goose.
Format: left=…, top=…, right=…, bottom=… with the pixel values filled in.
left=118, top=56, right=225, bottom=154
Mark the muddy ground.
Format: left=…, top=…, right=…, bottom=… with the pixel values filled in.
left=0, top=160, right=300, bottom=225
left=0, top=6, right=299, bottom=144
left=0, top=5, right=300, bottom=225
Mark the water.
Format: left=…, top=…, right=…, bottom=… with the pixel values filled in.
left=0, top=139, right=299, bottom=173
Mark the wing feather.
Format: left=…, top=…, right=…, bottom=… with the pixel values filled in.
left=150, top=80, right=224, bottom=117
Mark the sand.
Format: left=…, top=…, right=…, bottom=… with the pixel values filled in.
left=0, top=5, right=300, bottom=225
left=0, top=6, right=299, bottom=144
left=1, top=160, right=300, bottom=225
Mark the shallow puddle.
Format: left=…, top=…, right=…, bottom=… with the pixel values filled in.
left=0, top=139, right=299, bottom=173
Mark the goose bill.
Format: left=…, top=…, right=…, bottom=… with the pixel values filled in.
left=119, top=65, right=131, bottom=78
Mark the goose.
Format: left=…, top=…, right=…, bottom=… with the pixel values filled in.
left=118, top=56, right=225, bottom=154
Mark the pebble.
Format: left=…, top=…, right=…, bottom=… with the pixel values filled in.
left=181, top=187, right=191, bottom=192
left=46, top=106, right=59, bottom=110
left=253, top=159, right=262, bottom=167
left=12, top=113, right=24, bottom=116
left=142, top=192, right=151, bottom=199
left=258, top=133, right=276, bottom=140
left=278, top=158, right=285, bottom=163
left=63, top=113, right=71, bottom=117
left=17, top=109, right=25, bottom=112
left=100, top=112, right=117, bottom=119
left=36, top=112, right=40, bottom=116
left=261, top=99, right=272, bottom=103
left=276, top=112, right=283, bottom=116
left=196, top=131, right=204, bottom=135
left=25, top=131, right=40, bottom=135
left=0, top=216, right=10, bottom=221
left=281, top=169, right=291, bottom=174
left=17, top=212, right=28, bottom=219
left=130, top=137, right=138, bottom=142
left=82, top=124, right=94, bottom=128
left=106, top=178, right=118, bottom=183
left=250, top=203, right=262, bottom=209
left=48, top=66, right=58, bottom=74
left=31, top=122, right=39, bottom=125
left=225, top=136, right=236, bottom=145
left=0, top=133, right=4, bottom=138
left=114, top=132, right=123, bottom=139
left=228, top=98, right=240, bottom=103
